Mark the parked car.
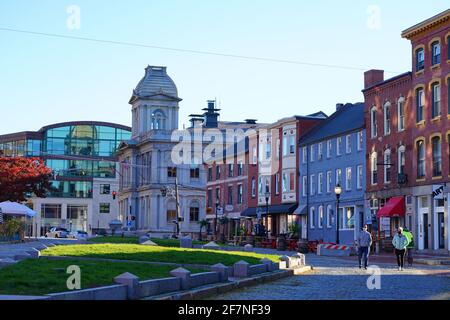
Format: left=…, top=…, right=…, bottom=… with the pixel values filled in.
left=45, top=227, right=69, bottom=238
left=68, top=230, right=88, bottom=240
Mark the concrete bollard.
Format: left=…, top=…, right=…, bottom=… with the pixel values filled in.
left=114, top=272, right=140, bottom=300
left=233, top=260, right=250, bottom=278
left=170, top=267, right=191, bottom=290
left=292, top=253, right=306, bottom=266
left=26, top=248, right=40, bottom=259
left=211, top=263, right=229, bottom=282
left=180, top=236, right=193, bottom=249
left=244, top=244, right=254, bottom=252
left=260, top=258, right=274, bottom=272
left=280, top=255, right=292, bottom=268
left=138, top=235, right=150, bottom=244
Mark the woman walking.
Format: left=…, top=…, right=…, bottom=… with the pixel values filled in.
left=392, top=227, right=410, bottom=271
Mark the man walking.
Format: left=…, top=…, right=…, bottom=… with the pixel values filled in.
left=392, top=227, right=410, bottom=271
left=357, top=224, right=372, bottom=270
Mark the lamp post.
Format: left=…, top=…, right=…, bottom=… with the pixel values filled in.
left=265, top=191, right=270, bottom=236
left=334, top=184, right=342, bottom=244
left=160, top=177, right=182, bottom=239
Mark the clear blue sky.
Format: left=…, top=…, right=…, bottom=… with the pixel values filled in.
left=0, top=0, right=448, bottom=134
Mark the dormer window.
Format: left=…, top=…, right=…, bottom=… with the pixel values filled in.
left=416, top=48, right=424, bottom=71
left=431, top=41, right=441, bottom=65
left=151, top=110, right=166, bottom=130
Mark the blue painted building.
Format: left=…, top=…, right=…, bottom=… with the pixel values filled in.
left=299, top=103, right=367, bottom=245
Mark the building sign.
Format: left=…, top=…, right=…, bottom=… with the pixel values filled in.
left=225, top=205, right=234, bottom=212
left=432, top=185, right=445, bottom=200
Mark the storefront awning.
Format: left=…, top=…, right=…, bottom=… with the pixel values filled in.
left=293, top=204, right=307, bottom=215
left=376, top=197, right=405, bottom=218
left=241, top=203, right=298, bottom=217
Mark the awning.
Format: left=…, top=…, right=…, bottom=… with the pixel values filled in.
left=241, top=203, right=298, bottom=217
left=0, top=201, right=37, bottom=217
left=294, top=204, right=307, bottom=215
left=376, top=197, right=405, bottom=218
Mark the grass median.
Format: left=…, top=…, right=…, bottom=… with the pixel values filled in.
left=42, top=243, right=280, bottom=266
left=0, top=258, right=206, bottom=296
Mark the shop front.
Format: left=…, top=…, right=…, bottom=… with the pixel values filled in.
left=376, top=196, right=406, bottom=250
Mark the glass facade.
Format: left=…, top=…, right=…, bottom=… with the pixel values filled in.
left=0, top=139, right=41, bottom=157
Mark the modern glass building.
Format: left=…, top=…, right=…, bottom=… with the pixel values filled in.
left=0, top=121, right=131, bottom=236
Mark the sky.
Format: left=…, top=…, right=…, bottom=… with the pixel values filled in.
left=0, top=0, right=449, bottom=134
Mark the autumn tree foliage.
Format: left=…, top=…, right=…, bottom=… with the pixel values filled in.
left=0, top=157, right=53, bottom=202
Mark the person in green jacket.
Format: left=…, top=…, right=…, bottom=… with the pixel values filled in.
left=392, top=227, right=410, bottom=271
left=403, top=228, right=414, bottom=266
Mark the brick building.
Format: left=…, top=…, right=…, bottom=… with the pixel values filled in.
left=363, top=9, right=450, bottom=253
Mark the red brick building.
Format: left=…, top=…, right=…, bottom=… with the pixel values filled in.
left=363, top=9, right=450, bottom=253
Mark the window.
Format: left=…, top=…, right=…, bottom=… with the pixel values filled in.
left=190, top=166, right=200, bottom=179
left=227, top=186, right=233, bottom=205
left=275, top=174, right=280, bottom=195
left=252, top=146, right=257, bottom=164
left=318, top=206, right=324, bottom=229
left=417, top=140, right=425, bottom=179
left=237, top=161, right=243, bottom=176
left=266, top=141, right=271, bottom=159
left=431, top=82, right=441, bottom=118
left=357, top=165, right=363, bottom=189
left=310, top=174, right=315, bottom=195
left=289, top=172, right=295, bottom=191
left=216, top=166, right=221, bottom=180
left=228, top=163, right=234, bottom=177
left=397, top=98, right=405, bottom=131
left=398, top=146, right=406, bottom=175
left=384, top=150, right=391, bottom=184
left=326, top=171, right=332, bottom=193
left=167, top=208, right=177, bottom=223
left=282, top=173, right=288, bottom=193
left=190, top=202, right=200, bottom=222
left=289, top=135, right=295, bottom=154
left=326, top=140, right=332, bottom=158
left=337, top=137, right=342, bottom=156
left=310, top=207, right=315, bottom=229
left=318, top=143, right=323, bottom=160
left=371, top=152, right=378, bottom=185
left=151, top=110, right=166, bottom=130
left=326, top=205, right=333, bottom=228
left=357, top=131, right=363, bottom=151
left=276, top=139, right=280, bottom=159
left=302, top=147, right=307, bottom=163
left=431, top=41, right=441, bottom=65
left=432, top=136, right=442, bottom=177
left=237, top=185, right=243, bottom=204
left=383, top=102, right=391, bottom=135
left=448, top=77, right=450, bottom=115
left=215, top=188, right=221, bottom=205
left=346, top=167, right=352, bottom=191
left=100, top=184, right=110, bottom=195
left=310, top=145, right=315, bottom=162
left=318, top=172, right=323, bottom=194
left=251, top=177, right=256, bottom=198
left=302, top=176, right=307, bottom=197
left=371, top=107, right=377, bottom=138
left=283, top=136, right=288, bottom=156
left=346, top=135, right=351, bottom=153
left=416, top=48, right=424, bottom=71
left=416, top=88, right=424, bottom=122
left=336, top=169, right=342, bottom=185
left=99, top=203, right=110, bottom=214
left=208, top=167, right=213, bottom=181
left=167, top=167, right=177, bottom=178
left=342, top=207, right=355, bottom=230
left=207, top=189, right=212, bottom=207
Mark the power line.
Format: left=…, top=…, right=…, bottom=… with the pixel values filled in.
left=0, top=27, right=402, bottom=74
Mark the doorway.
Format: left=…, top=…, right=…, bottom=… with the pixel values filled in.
left=418, top=196, right=429, bottom=250
left=438, top=212, right=445, bottom=249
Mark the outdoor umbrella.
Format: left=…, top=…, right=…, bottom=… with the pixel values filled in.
left=0, top=201, right=37, bottom=217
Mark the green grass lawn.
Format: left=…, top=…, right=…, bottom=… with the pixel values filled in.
left=88, top=236, right=215, bottom=247
left=0, top=258, right=205, bottom=296
left=42, top=244, right=280, bottom=266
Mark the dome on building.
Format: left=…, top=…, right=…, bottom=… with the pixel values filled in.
left=132, top=65, right=178, bottom=100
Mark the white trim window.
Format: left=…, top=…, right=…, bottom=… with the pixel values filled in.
left=318, top=142, right=323, bottom=160
left=310, top=174, right=316, bottom=195
left=371, top=106, right=377, bottom=138
left=341, top=206, right=355, bottom=230
left=346, top=167, right=352, bottom=191
left=252, top=146, right=257, bottom=164
left=398, top=145, right=406, bottom=174
left=357, top=165, right=363, bottom=190
left=282, top=173, right=288, bottom=193
left=371, top=152, right=378, bottom=185
left=251, top=177, right=256, bottom=198
left=310, top=145, right=315, bottom=162
left=346, top=135, right=351, bottom=154
left=302, top=176, right=307, bottom=197
left=318, top=206, right=324, bottom=229
left=327, top=140, right=332, bottom=158
left=326, top=171, right=332, bottom=193
left=397, top=97, right=405, bottom=131
left=275, top=173, right=280, bottom=195
left=318, top=172, right=323, bottom=194
left=310, top=206, right=315, bottom=229
left=283, top=135, right=288, bottom=156
left=384, top=149, right=391, bottom=184
left=383, top=102, right=391, bottom=135
left=337, top=137, right=343, bottom=156
left=336, top=169, right=342, bottom=185
left=302, top=147, right=307, bottom=163
left=326, top=205, right=333, bottom=228
left=289, top=135, right=296, bottom=155
left=357, top=131, right=363, bottom=151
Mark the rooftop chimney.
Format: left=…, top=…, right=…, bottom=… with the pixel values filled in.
left=364, top=69, right=384, bottom=89
left=202, top=100, right=221, bottom=128
left=336, top=103, right=344, bottom=111
left=245, top=119, right=257, bottom=124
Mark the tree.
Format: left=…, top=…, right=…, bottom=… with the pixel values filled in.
left=0, top=157, right=53, bottom=202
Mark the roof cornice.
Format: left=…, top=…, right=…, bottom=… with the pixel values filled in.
left=401, top=9, right=450, bottom=40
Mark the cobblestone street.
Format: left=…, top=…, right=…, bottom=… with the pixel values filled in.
left=212, top=254, right=450, bottom=300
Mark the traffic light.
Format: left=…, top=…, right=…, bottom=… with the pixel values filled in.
left=112, top=191, right=117, bottom=200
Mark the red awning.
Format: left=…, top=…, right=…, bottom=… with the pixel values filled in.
left=377, top=197, right=406, bottom=218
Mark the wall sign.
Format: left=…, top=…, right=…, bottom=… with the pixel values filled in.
left=432, top=185, right=444, bottom=200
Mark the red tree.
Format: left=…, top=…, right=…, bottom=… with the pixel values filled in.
left=0, top=157, right=53, bottom=202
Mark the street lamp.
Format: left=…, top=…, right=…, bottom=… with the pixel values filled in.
left=334, top=184, right=342, bottom=244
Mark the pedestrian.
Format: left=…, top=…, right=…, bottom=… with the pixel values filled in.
left=403, top=228, right=414, bottom=267
left=357, top=224, right=372, bottom=270
left=392, top=227, right=410, bottom=271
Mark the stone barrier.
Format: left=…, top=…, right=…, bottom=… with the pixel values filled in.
left=47, top=284, right=128, bottom=300
left=190, top=272, right=220, bottom=288
left=249, top=264, right=267, bottom=276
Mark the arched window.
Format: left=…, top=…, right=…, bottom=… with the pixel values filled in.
left=416, top=87, right=425, bottom=123
left=151, top=109, right=166, bottom=130
left=370, top=106, right=377, bottom=138
left=189, top=201, right=200, bottom=222
left=431, top=136, right=442, bottom=177
left=397, top=145, right=406, bottom=175
left=384, top=149, right=391, bottom=184
left=431, top=41, right=441, bottom=65
left=383, top=102, right=391, bottom=135
left=397, top=97, right=405, bottom=131
left=371, top=152, right=378, bottom=185
left=416, top=140, right=426, bottom=179
left=431, top=82, right=441, bottom=118
left=415, top=47, right=424, bottom=71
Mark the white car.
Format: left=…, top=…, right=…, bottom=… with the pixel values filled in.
left=68, top=230, right=88, bottom=240
left=45, top=227, right=69, bottom=238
